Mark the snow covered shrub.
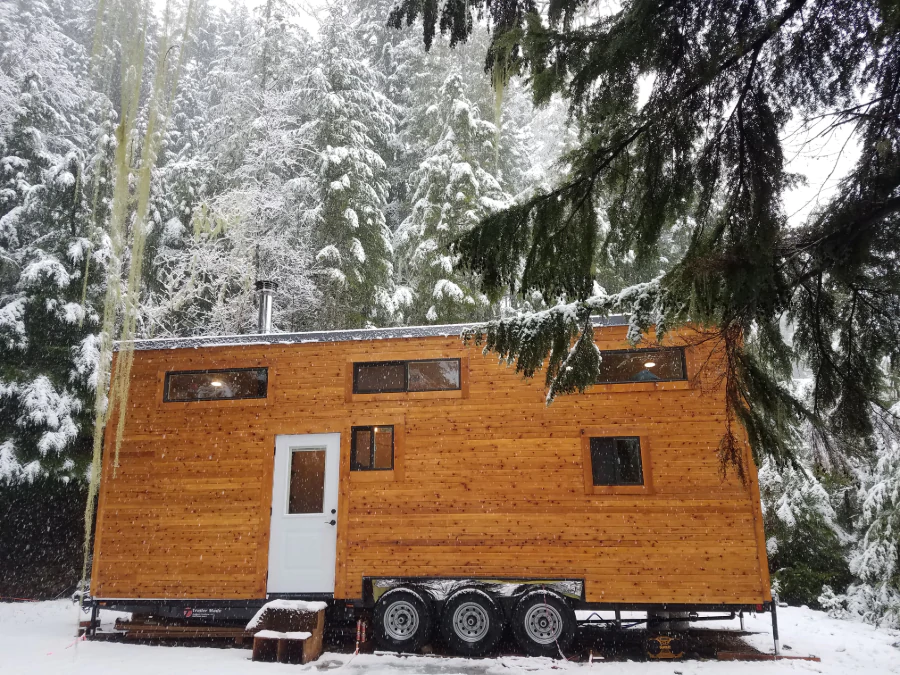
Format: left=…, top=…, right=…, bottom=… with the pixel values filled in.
left=840, top=406, right=900, bottom=627
left=759, top=456, right=853, bottom=608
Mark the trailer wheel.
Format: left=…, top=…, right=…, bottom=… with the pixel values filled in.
left=511, top=590, right=576, bottom=658
left=440, top=589, right=505, bottom=657
left=373, top=587, right=432, bottom=653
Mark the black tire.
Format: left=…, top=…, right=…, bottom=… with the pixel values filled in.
left=439, top=589, right=505, bottom=657
left=510, top=590, right=577, bottom=658
left=373, top=587, right=433, bottom=653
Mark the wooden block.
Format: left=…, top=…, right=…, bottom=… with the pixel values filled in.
left=252, top=636, right=278, bottom=662
left=717, top=652, right=821, bottom=662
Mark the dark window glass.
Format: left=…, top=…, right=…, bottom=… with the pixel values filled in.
left=351, top=426, right=394, bottom=471
left=596, top=349, right=685, bottom=383
left=408, top=360, right=460, bottom=392
left=287, top=449, right=326, bottom=514
left=353, top=359, right=461, bottom=393
left=590, top=437, right=644, bottom=486
left=164, top=368, right=267, bottom=402
left=353, top=362, right=406, bottom=393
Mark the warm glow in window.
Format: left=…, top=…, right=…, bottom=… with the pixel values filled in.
left=596, top=349, right=685, bottom=383
left=351, top=425, right=394, bottom=471
left=164, top=368, right=268, bottom=402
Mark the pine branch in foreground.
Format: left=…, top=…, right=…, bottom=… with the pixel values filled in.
left=397, top=0, right=900, bottom=469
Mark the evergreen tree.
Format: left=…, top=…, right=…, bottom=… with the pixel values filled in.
left=307, top=6, right=397, bottom=328
left=392, top=0, right=900, bottom=473
left=823, top=404, right=900, bottom=626
left=0, top=74, right=107, bottom=480
left=395, top=71, right=507, bottom=324
left=142, top=1, right=321, bottom=336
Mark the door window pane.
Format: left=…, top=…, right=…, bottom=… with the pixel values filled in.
left=590, top=437, right=644, bottom=486
left=288, top=449, right=326, bottom=514
left=353, top=362, right=406, bottom=393
left=165, top=368, right=268, bottom=401
left=596, top=349, right=685, bottom=383
left=351, top=425, right=394, bottom=471
left=407, top=360, right=460, bottom=391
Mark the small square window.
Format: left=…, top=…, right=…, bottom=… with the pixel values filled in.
left=351, top=425, right=394, bottom=471
left=590, top=437, right=644, bottom=486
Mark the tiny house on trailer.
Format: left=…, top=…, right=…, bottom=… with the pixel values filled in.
left=89, top=310, right=774, bottom=657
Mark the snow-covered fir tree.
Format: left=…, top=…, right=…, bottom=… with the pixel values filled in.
left=394, top=71, right=509, bottom=324
left=306, top=5, right=397, bottom=329
left=0, top=73, right=109, bottom=481
left=142, top=0, right=320, bottom=336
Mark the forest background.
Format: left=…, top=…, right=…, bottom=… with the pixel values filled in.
left=0, top=0, right=897, bottom=630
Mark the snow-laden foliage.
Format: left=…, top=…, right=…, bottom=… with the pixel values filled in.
left=0, top=0, right=567, bottom=480
left=0, top=57, right=107, bottom=482
left=307, top=7, right=397, bottom=328
left=813, top=404, right=900, bottom=627
left=395, top=71, right=509, bottom=324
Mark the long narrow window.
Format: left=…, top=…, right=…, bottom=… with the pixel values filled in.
left=164, top=368, right=268, bottom=402
left=351, top=426, right=394, bottom=471
left=597, top=348, right=686, bottom=383
left=353, top=359, right=460, bottom=394
left=589, top=437, right=644, bottom=486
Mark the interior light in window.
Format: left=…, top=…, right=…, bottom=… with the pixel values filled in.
left=643, top=362, right=656, bottom=368
left=211, top=380, right=223, bottom=387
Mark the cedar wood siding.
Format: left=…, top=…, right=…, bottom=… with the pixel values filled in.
left=90, top=326, right=772, bottom=605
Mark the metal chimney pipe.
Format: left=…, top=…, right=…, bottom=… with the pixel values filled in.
left=254, top=280, right=278, bottom=334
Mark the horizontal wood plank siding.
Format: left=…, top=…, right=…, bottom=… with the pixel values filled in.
left=91, top=327, right=771, bottom=605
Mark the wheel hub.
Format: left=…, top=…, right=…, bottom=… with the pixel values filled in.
left=524, top=603, right=563, bottom=645
left=452, top=601, right=490, bottom=643
left=384, top=600, right=419, bottom=641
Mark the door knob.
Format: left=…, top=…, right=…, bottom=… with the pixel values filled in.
left=327, top=520, right=336, bottom=526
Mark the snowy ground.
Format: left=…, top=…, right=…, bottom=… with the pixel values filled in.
left=1, top=600, right=898, bottom=675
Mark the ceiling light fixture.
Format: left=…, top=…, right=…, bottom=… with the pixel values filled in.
left=644, top=362, right=656, bottom=368
left=211, top=381, right=223, bottom=387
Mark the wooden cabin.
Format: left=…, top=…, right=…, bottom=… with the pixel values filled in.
left=89, top=317, right=772, bottom=656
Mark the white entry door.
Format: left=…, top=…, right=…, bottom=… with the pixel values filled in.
left=267, top=433, right=340, bottom=594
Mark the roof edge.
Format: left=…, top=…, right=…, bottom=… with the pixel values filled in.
left=116, top=315, right=630, bottom=352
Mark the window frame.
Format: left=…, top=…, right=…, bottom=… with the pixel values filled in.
left=285, top=447, right=327, bottom=515
left=580, top=427, right=654, bottom=496
left=596, top=347, right=687, bottom=384
left=352, top=358, right=462, bottom=395
left=350, top=424, right=395, bottom=472
left=588, top=436, right=644, bottom=487
left=346, top=416, right=406, bottom=483
left=352, top=361, right=408, bottom=394
left=162, top=367, right=269, bottom=403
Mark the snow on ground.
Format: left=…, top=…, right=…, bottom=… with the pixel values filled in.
left=1, top=600, right=898, bottom=675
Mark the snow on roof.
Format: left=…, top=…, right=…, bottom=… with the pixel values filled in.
left=118, top=316, right=630, bottom=352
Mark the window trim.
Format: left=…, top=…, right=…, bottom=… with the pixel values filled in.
left=345, top=357, right=468, bottom=403
left=350, top=425, right=395, bottom=472
left=345, top=416, right=406, bottom=483
left=580, top=427, right=654, bottom=496
left=588, top=436, right=644, bottom=487
left=162, top=367, right=269, bottom=403
left=596, top=347, right=687, bottom=384
left=285, top=446, right=328, bottom=516
left=352, top=358, right=462, bottom=395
